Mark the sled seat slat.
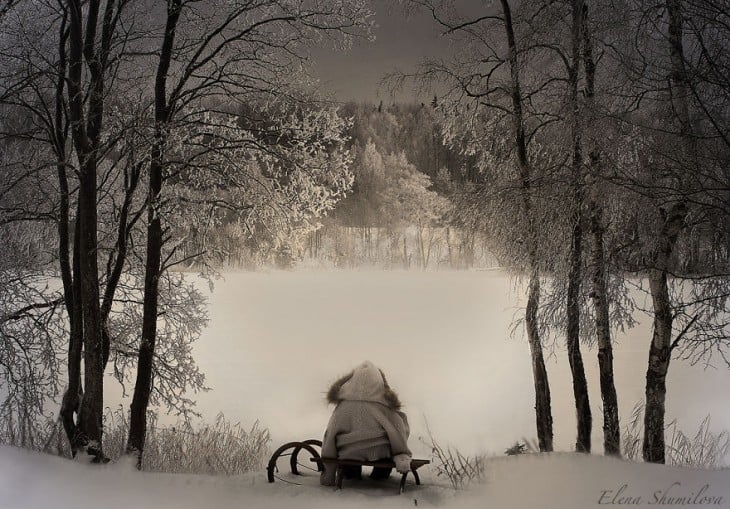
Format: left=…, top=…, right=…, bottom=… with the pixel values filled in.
left=312, top=457, right=430, bottom=494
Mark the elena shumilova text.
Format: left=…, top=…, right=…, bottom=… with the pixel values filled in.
left=598, top=482, right=725, bottom=506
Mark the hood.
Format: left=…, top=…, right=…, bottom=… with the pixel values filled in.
left=326, top=361, right=401, bottom=409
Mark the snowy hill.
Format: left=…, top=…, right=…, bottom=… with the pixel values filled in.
left=1, top=446, right=728, bottom=509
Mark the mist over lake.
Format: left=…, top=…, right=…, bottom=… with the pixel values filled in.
left=150, top=269, right=730, bottom=458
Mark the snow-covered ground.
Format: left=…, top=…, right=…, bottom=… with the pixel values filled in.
left=2, top=444, right=728, bottom=509
left=139, top=269, right=730, bottom=459
left=5, top=269, right=730, bottom=509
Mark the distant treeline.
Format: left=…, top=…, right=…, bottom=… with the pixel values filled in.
left=182, top=100, right=728, bottom=274
left=181, top=100, right=484, bottom=269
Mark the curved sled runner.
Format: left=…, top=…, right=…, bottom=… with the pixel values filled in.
left=266, top=439, right=323, bottom=482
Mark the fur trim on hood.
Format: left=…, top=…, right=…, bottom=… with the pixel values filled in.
left=326, top=361, right=402, bottom=409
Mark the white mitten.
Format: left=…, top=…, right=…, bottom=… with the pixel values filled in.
left=393, top=453, right=412, bottom=474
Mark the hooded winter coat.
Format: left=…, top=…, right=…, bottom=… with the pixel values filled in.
left=320, top=361, right=412, bottom=486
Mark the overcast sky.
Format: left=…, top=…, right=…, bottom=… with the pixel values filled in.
left=309, top=0, right=457, bottom=104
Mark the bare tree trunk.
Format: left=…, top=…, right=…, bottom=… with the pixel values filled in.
left=500, top=0, right=553, bottom=452
left=417, top=226, right=423, bottom=269
left=52, top=10, right=84, bottom=455
left=76, top=150, right=104, bottom=458
left=583, top=3, right=620, bottom=456
left=417, top=223, right=429, bottom=270
left=61, top=209, right=84, bottom=455
left=446, top=226, right=454, bottom=268
left=66, top=0, right=108, bottom=460
left=566, top=0, right=591, bottom=453
left=127, top=0, right=182, bottom=466
left=567, top=219, right=591, bottom=452
left=403, top=235, right=408, bottom=269
left=59, top=0, right=139, bottom=454
left=526, top=269, right=553, bottom=452
left=126, top=155, right=163, bottom=465
left=424, top=226, right=436, bottom=268
left=642, top=0, right=692, bottom=465
left=643, top=203, right=686, bottom=463
left=590, top=199, right=621, bottom=455
left=100, top=160, right=143, bottom=369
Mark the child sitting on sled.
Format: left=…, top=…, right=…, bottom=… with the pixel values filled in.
left=320, top=360, right=412, bottom=486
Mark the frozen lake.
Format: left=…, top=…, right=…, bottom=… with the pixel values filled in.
left=146, top=270, right=730, bottom=457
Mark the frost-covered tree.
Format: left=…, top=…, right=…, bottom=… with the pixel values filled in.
left=122, top=0, right=369, bottom=466
left=0, top=0, right=127, bottom=459
left=395, top=0, right=557, bottom=451
left=0, top=0, right=210, bottom=459
left=599, top=0, right=730, bottom=464
left=377, top=152, right=450, bottom=269
left=332, top=137, right=450, bottom=267
left=0, top=0, right=367, bottom=464
left=398, top=0, right=729, bottom=463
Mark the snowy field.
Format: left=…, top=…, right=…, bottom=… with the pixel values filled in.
left=2, top=444, right=728, bottom=509
left=139, top=269, right=730, bottom=459
left=4, top=269, right=730, bottom=509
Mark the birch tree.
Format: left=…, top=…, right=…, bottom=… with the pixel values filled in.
left=582, top=2, right=620, bottom=456
left=600, top=0, right=730, bottom=463
left=395, top=0, right=557, bottom=451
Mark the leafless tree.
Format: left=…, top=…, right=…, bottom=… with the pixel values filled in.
left=124, top=0, right=370, bottom=466
left=391, top=0, right=558, bottom=451
left=597, top=0, right=730, bottom=463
